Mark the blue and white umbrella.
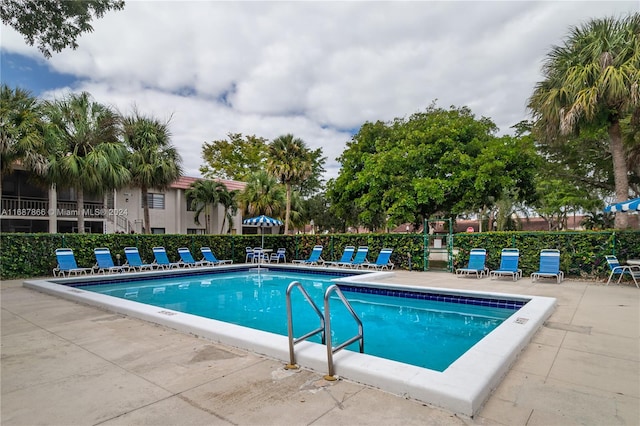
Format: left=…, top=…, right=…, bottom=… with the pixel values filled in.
left=242, top=215, right=283, bottom=247
left=604, top=198, right=640, bottom=213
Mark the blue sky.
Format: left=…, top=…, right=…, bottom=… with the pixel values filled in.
left=1, top=1, right=637, bottom=180
left=2, top=52, right=76, bottom=95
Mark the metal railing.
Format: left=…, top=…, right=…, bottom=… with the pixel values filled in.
left=1, top=197, right=49, bottom=215
left=0, top=197, right=106, bottom=219
left=285, top=281, right=325, bottom=369
left=324, top=284, right=364, bottom=378
left=285, top=281, right=364, bottom=380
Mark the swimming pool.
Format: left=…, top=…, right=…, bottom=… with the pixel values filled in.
left=25, top=265, right=556, bottom=416
left=74, top=269, right=521, bottom=372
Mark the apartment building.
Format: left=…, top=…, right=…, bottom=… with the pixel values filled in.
left=0, top=167, right=246, bottom=235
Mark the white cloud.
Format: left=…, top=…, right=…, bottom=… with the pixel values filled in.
left=2, top=1, right=637, bottom=180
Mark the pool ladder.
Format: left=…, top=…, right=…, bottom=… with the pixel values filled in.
left=285, top=281, right=364, bottom=380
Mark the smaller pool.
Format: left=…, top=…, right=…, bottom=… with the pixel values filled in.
left=77, top=269, right=522, bottom=371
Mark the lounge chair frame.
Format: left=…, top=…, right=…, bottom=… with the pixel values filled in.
left=455, top=248, right=488, bottom=278
left=292, top=245, right=324, bottom=266
left=53, top=248, right=94, bottom=277
left=606, top=255, right=639, bottom=288
left=489, top=248, right=522, bottom=281
left=347, top=246, right=369, bottom=269
left=201, top=247, right=233, bottom=265
left=324, top=245, right=356, bottom=268
left=363, top=248, right=394, bottom=270
left=94, top=247, right=131, bottom=274
left=152, top=247, right=183, bottom=269
left=531, top=249, right=564, bottom=283
left=124, top=247, right=156, bottom=271
left=178, top=247, right=211, bottom=267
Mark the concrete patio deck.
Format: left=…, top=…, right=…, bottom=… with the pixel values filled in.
left=2, top=271, right=638, bottom=425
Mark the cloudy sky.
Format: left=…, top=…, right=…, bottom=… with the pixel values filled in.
left=1, top=1, right=637, bottom=182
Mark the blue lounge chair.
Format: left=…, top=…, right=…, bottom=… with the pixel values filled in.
left=606, top=255, right=639, bottom=288
left=292, top=245, right=324, bottom=265
left=201, top=247, right=233, bottom=265
left=124, top=247, right=156, bottom=271
left=324, top=245, right=355, bottom=268
left=531, top=249, right=564, bottom=283
left=489, top=248, right=522, bottom=281
left=363, top=248, right=394, bottom=270
left=94, top=247, right=131, bottom=274
left=269, top=248, right=287, bottom=263
left=347, top=246, right=369, bottom=268
left=178, top=247, right=210, bottom=267
left=53, top=248, right=94, bottom=277
left=152, top=247, right=182, bottom=269
left=456, top=248, right=488, bottom=278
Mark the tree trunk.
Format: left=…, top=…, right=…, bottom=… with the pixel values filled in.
left=285, top=183, right=291, bottom=234
left=77, top=189, right=85, bottom=233
left=609, top=120, right=629, bottom=229
left=141, top=186, right=150, bottom=234
left=220, top=207, right=227, bottom=234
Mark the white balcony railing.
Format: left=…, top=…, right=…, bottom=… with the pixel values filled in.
left=1, top=197, right=106, bottom=218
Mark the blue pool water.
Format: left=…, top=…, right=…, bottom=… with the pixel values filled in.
left=78, top=269, right=521, bottom=371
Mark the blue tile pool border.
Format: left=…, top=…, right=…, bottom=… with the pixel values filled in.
left=338, top=284, right=527, bottom=310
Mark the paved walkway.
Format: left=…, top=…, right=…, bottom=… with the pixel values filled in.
left=1, top=271, right=638, bottom=425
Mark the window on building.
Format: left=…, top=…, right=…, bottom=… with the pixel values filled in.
left=151, top=227, right=165, bottom=234
left=186, top=195, right=196, bottom=211
left=145, top=193, right=165, bottom=209
left=187, top=228, right=205, bottom=234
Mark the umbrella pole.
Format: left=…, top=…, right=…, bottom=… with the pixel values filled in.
left=259, top=227, right=264, bottom=269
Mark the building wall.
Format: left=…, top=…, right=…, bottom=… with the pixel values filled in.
left=2, top=166, right=244, bottom=235
left=111, top=186, right=243, bottom=234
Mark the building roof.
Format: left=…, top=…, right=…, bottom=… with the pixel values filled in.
left=170, top=176, right=246, bottom=191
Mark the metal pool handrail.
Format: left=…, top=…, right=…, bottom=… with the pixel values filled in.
left=324, top=284, right=364, bottom=379
left=285, top=281, right=325, bottom=369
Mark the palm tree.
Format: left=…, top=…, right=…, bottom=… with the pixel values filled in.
left=218, top=188, right=239, bottom=234
left=238, top=170, right=285, bottom=218
left=44, top=92, right=130, bottom=233
left=0, top=85, right=49, bottom=195
left=528, top=14, right=640, bottom=229
left=266, top=134, right=313, bottom=234
left=186, top=179, right=228, bottom=234
left=122, top=111, right=182, bottom=234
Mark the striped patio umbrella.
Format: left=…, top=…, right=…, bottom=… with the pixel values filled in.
left=604, top=198, right=640, bottom=213
left=242, top=215, right=283, bottom=248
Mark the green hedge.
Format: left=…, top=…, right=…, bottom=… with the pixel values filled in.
left=1, top=231, right=638, bottom=280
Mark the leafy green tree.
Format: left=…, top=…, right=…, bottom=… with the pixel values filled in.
left=122, top=111, right=182, bottom=234
left=200, top=133, right=268, bottom=181
left=44, top=92, right=130, bottom=233
left=266, top=134, right=314, bottom=234
left=329, top=105, right=538, bottom=231
left=528, top=14, right=640, bottom=229
left=304, top=193, right=343, bottom=233
left=581, top=211, right=615, bottom=230
left=238, top=170, right=285, bottom=218
left=326, top=120, right=388, bottom=231
left=530, top=178, right=600, bottom=230
left=0, top=85, right=49, bottom=194
left=1, top=0, right=125, bottom=58
left=186, top=179, right=228, bottom=234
